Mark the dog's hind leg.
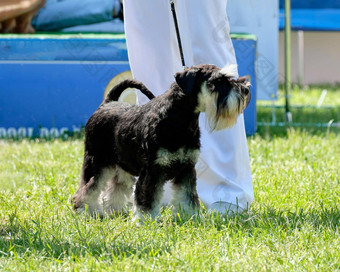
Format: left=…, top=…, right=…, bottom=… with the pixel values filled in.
left=99, top=166, right=135, bottom=215
left=72, top=165, right=115, bottom=217
left=133, top=168, right=165, bottom=221
left=72, top=154, right=96, bottom=213
left=170, top=165, right=200, bottom=214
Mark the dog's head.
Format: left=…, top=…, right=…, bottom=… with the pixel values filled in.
left=174, top=64, right=251, bottom=131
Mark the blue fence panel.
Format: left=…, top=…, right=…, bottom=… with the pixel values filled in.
left=0, top=35, right=256, bottom=137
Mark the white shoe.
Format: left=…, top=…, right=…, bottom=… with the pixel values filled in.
left=208, top=201, right=244, bottom=215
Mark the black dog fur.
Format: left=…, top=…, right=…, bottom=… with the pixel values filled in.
left=72, top=64, right=250, bottom=220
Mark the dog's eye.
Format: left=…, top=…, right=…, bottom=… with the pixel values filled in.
left=217, top=77, right=229, bottom=85
left=206, top=82, right=214, bottom=90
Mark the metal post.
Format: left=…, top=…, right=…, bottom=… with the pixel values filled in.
left=297, top=30, right=304, bottom=87
left=284, top=0, right=292, bottom=122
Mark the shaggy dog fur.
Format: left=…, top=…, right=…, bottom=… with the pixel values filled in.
left=72, top=64, right=250, bottom=220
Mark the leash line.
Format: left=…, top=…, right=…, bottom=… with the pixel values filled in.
left=170, top=1, right=186, bottom=69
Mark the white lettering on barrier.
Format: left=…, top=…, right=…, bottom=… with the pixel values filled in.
left=60, top=127, right=69, bottom=136
left=50, top=128, right=60, bottom=138
left=0, top=128, right=6, bottom=138
left=7, top=127, right=17, bottom=138
left=0, top=127, right=82, bottom=139
left=39, top=128, right=49, bottom=138
left=18, top=127, right=26, bottom=138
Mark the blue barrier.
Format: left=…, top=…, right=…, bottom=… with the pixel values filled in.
left=232, top=36, right=257, bottom=135
left=0, top=34, right=256, bottom=138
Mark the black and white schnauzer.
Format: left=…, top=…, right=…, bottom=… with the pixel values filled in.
left=72, top=64, right=250, bottom=220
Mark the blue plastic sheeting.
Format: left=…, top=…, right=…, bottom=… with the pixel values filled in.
left=60, top=19, right=124, bottom=33
left=279, top=0, right=340, bottom=31
left=279, top=0, right=340, bottom=9
left=0, top=35, right=257, bottom=137
left=33, top=0, right=116, bottom=31
left=279, top=9, right=340, bottom=31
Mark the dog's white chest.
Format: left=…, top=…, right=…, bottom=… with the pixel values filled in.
left=155, top=148, right=200, bottom=166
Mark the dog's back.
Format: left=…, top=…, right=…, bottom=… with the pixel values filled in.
left=84, top=80, right=156, bottom=178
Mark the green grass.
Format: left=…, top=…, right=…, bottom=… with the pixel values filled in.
left=0, top=86, right=339, bottom=271
left=257, top=85, right=340, bottom=137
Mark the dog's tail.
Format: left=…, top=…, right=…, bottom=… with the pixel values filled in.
left=103, top=79, right=155, bottom=104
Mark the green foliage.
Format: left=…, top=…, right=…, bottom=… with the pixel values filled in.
left=0, top=86, right=339, bottom=271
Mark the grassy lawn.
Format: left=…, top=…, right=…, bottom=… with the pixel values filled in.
left=0, top=86, right=339, bottom=271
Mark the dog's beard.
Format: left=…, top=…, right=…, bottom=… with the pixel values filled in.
left=196, top=82, right=219, bottom=131
left=214, top=91, right=242, bottom=131
left=197, top=83, right=246, bottom=132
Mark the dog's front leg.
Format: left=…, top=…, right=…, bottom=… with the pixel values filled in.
left=170, top=164, right=200, bottom=215
left=133, top=168, right=165, bottom=222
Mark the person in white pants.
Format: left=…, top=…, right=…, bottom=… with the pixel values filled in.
left=123, top=0, right=254, bottom=213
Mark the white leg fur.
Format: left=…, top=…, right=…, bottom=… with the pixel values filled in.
left=99, top=167, right=135, bottom=215
left=170, top=183, right=198, bottom=215
left=80, top=167, right=116, bottom=217
left=170, top=183, right=191, bottom=213
left=133, top=183, right=164, bottom=222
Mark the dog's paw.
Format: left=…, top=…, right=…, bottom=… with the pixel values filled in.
left=71, top=187, right=90, bottom=214
left=71, top=192, right=83, bottom=211
left=132, top=204, right=161, bottom=224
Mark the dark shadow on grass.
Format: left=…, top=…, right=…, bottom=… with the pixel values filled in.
left=0, top=206, right=339, bottom=260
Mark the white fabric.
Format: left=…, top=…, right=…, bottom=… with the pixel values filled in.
left=228, top=0, right=279, bottom=100
left=123, top=0, right=254, bottom=209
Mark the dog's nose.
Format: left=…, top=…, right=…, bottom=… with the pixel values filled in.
left=243, top=87, right=249, bottom=96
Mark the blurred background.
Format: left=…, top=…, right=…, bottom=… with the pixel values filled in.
left=0, top=0, right=339, bottom=138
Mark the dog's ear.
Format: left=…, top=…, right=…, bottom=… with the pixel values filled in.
left=174, top=68, right=199, bottom=94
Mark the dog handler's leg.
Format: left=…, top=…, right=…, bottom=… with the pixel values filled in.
left=170, top=164, right=200, bottom=214
left=183, top=0, right=254, bottom=212
left=133, top=168, right=165, bottom=221
left=123, top=0, right=254, bottom=211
